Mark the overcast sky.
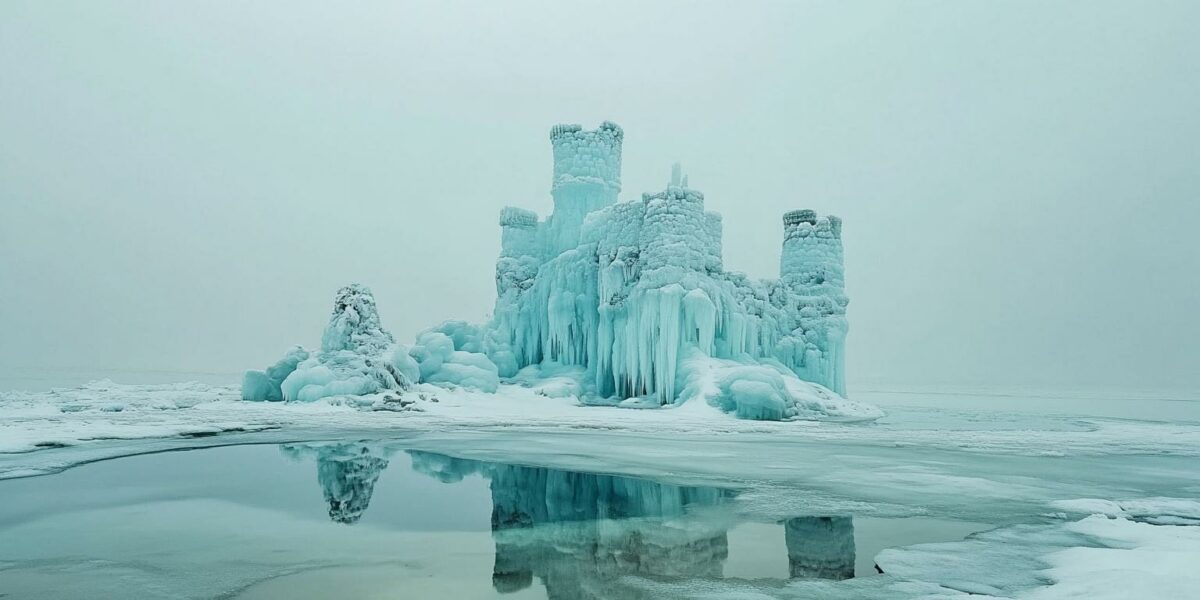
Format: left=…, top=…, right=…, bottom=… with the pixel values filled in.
left=2, top=1, right=1197, bottom=389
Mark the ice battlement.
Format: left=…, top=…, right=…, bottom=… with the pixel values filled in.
left=783, top=209, right=818, bottom=227
left=499, top=206, right=538, bottom=229
left=549, top=120, right=623, bottom=141
left=784, top=210, right=842, bottom=240
left=549, top=122, right=623, bottom=192
left=641, top=186, right=705, bottom=204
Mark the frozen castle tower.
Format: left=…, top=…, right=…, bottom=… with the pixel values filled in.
left=490, top=122, right=849, bottom=400
left=544, top=122, right=624, bottom=253
left=779, top=210, right=849, bottom=395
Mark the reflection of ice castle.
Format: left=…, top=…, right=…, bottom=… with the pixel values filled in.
left=493, top=122, right=849, bottom=401
left=408, top=451, right=858, bottom=599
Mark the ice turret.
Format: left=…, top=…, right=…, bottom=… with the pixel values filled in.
left=497, top=207, right=541, bottom=295
left=781, top=210, right=845, bottom=292
left=640, top=187, right=720, bottom=275
left=778, top=210, right=849, bottom=395
left=544, top=122, right=623, bottom=254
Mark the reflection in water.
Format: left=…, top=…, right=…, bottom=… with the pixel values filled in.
left=410, top=451, right=733, bottom=598
left=284, top=443, right=859, bottom=596
left=785, top=516, right=856, bottom=580
left=281, top=443, right=390, bottom=524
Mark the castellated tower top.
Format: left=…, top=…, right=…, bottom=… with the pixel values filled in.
left=780, top=208, right=846, bottom=294
left=550, top=121, right=624, bottom=193
left=499, top=206, right=538, bottom=229
left=783, top=209, right=842, bottom=240
left=783, top=209, right=817, bottom=227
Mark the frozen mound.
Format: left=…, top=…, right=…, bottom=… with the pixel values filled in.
left=243, top=284, right=418, bottom=403
left=507, top=361, right=587, bottom=399
left=241, top=346, right=308, bottom=402
left=408, top=320, right=502, bottom=393
left=677, top=351, right=883, bottom=422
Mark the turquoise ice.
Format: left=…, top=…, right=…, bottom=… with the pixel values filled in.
left=244, top=123, right=854, bottom=419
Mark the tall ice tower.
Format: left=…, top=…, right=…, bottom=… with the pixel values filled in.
left=780, top=209, right=849, bottom=395
left=544, top=122, right=624, bottom=254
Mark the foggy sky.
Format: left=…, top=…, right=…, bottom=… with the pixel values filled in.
left=2, top=1, right=1198, bottom=388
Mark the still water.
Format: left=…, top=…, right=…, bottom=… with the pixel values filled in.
left=0, top=443, right=986, bottom=599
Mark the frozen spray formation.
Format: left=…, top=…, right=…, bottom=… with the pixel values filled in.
left=244, top=122, right=863, bottom=420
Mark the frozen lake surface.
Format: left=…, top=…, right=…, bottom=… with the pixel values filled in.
left=0, top=444, right=990, bottom=599
left=0, top=374, right=1197, bottom=598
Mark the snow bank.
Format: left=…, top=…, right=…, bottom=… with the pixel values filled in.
left=1050, top=497, right=1200, bottom=525
left=872, top=498, right=1200, bottom=599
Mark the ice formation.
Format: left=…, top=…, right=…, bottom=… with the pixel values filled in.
left=243, top=284, right=418, bottom=402
left=244, top=122, right=853, bottom=420
left=489, top=122, right=849, bottom=405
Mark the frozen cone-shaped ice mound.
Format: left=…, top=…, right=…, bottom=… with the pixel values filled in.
left=243, top=284, right=418, bottom=402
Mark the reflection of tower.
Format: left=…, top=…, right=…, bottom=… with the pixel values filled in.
left=283, top=443, right=390, bottom=525
left=783, top=516, right=856, bottom=580
left=544, top=122, right=624, bottom=254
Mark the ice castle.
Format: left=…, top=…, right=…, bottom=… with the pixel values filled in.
left=245, top=121, right=854, bottom=420
left=490, top=122, right=848, bottom=400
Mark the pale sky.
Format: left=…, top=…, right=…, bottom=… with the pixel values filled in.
left=2, top=1, right=1198, bottom=388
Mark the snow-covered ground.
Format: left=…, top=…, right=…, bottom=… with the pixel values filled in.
left=1, top=377, right=1198, bottom=599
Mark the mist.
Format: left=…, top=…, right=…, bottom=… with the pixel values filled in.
left=2, top=0, right=1198, bottom=389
